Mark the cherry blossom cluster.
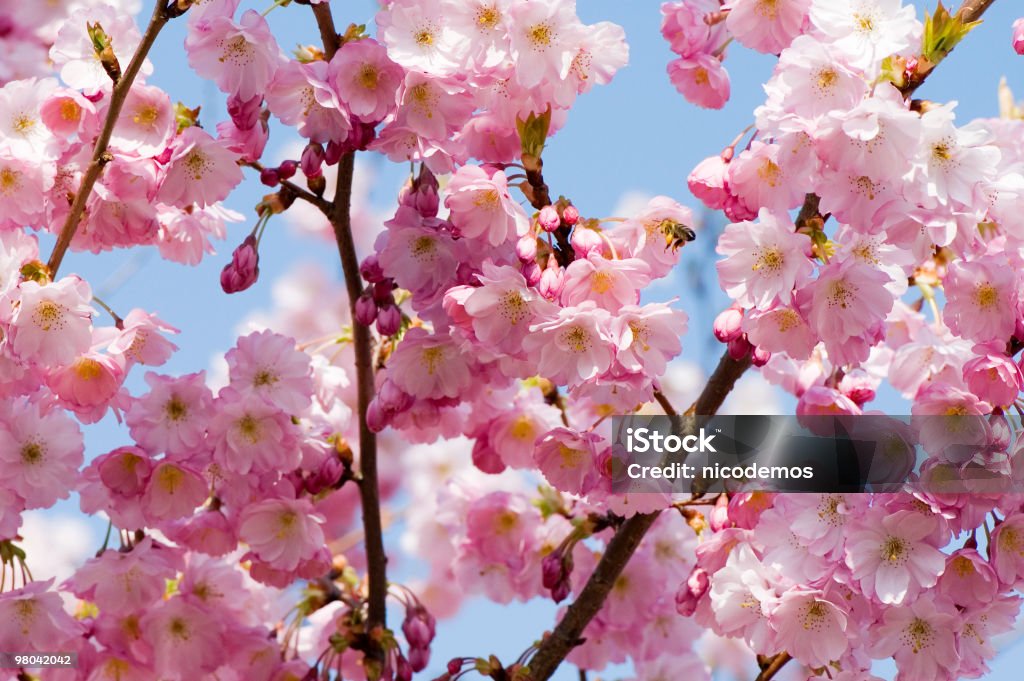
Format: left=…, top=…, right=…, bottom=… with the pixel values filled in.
left=4, top=0, right=1024, bottom=680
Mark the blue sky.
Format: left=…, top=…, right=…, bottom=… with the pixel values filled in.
left=36, top=1, right=1024, bottom=679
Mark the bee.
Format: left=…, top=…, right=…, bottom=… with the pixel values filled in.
left=661, top=220, right=696, bottom=252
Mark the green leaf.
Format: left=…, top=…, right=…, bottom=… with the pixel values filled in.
left=921, top=1, right=982, bottom=65
left=516, top=108, right=552, bottom=161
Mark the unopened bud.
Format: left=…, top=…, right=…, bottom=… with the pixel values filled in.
left=538, top=205, right=560, bottom=232
left=301, top=142, right=325, bottom=178
left=376, top=304, right=402, bottom=336
left=570, top=227, right=603, bottom=257
left=751, top=346, right=771, bottom=367
left=713, top=306, right=743, bottom=343
left=727, top=334, right=752, bottom=361
left=562, top=204, right=579, bottom=225
left=220, top=235, right=260, bottom=294
left=360, top=255, right=385, bottom=284
left=516, top=234, right=538, bottom=263
left=355, top=293, right=378, bottom=326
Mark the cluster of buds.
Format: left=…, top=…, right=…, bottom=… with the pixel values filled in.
left=356, top=255, right=402, bottom=336
left=713, top=305, right=770, bottom=366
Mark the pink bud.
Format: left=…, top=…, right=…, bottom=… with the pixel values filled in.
left=688, top=155, right=729, bottom=211
left=751, top=346, right=771, bottom=367
left=376, top=305, right=402, bottom=336
left=838, top=370, right=877, bottom=406
left=521, top=262, right=542, bottom=287
left=360, top=255, right=385, bottom=283
left=562, top=204, right=580, bottom=225
left=324, top=139, right=344, bottom=165
left=372, top=280, right=394, bottom=305
left=713, top=306, right=744, bottom=343
left=300, top=142, right=325, bottom=178
left=220, top=235, right=260, bottom=294
left=727, top=334, right=751, bottom=361
left=366, top=399, right=388, bottom=433
left=278, top=160, right=298, bottom=180
left=709, top=494, right=730, bottom=531
left=516, top=234, right=538, bottom=263
left=355, top=293, right=378, bottom=326
left=570, top=227, right=603, bottom=257
left=379, top=379, right=413, bottom=413
left=447, top=659, right=463, bottom=676
left=538, top=205, right=560, bottom=232
left=259, top=167, right=279, bottom=187
left=1014, top=18, right=1024, bottom=55
left=98, top=446, right=152, bottom=497
left=408, top=648, right=430, bottom=675
left=538, top=259, right=565, bottom=301
left=227, top=93, right=262, bottom=131
left=674, top=567, right=709, bottom=617
left=396, top=655, right=413, bottom=681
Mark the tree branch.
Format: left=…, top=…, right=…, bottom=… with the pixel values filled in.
left=526, top=352, right=751, bottom=681
left=900, top=0, right=999, bottom=96
left=47, top=1, right=174, bottom=277
left=242, top=161, right=332, bottom=213
left=308, top=0, right=388, bottom=648
left=755, top=652, right=792, bottom=681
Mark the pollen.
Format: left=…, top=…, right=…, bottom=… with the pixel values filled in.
left=20, top=441, right=44, bottom=465
left=757, top=159, right=782, bottom=187
left=183, top=149, right=210, bottom=181
left=931, top=139, right=956, bottom=166
left=951, top=555, right=976, bottom=577
left=421, top=346, right=445, bottom=375
left=509, top=415, right=535, bottom=440
left=157, top=465, right=184, bottom=493
left=168, top=617, right=191, bottom=640
left=74, top=358, right=103, bottom=381
left=410, top=235, right=437, bottom=261
left=774, top=308, right=802, bottom=333
left=802, top=601, right=828, bottom=632
left=854, top=12, right=877, bottom=33
left=253, top=369, right=279, bottom=387
left=475, top=6, right=501, bottom=31
left=901, top=617, right=935, bottom=654
left=495, top=509, right=519, bottom=533
left=218, top=35, right=254, bottom=66
left=974, top=282, right=999, bottom=309
left=358, top=64, right=380, bottom=90
left=474, top=188, right=501, bottom=210
left=752, top=246, right=785, bottom=273
left=15, top=598, right=38, bottom=634
left=826, top=279, right=856, bottom=309
left=276, top=510, right=298, bottom=538
left=414, top=28, right=435, bottom=47
left=999, top=526, right=1024, bottom=555
left=693, top=67, right=710, bottom=86
left=132, top=105, right=160, bottom=128
left=756, top=0, right=779, bottom=19
left=560, top=325, right=591, bottom=353
left=880, top=535, right=908, bottom=566
left=814, top=68, right=839, bottom=95
left=590, top=270, right=616, bottom=295
left=60, top=99, right=82, bottom=122
left=12, top=113, right=35, bottom=135
left=527, top=22, right=554, bottom=49
left=31, top=300, right=67, bottom=332
left=299, top=86, right=317, bottom=117
left=499, top=290, right=528, bottom=325
left=165, top=396, right=188, bottom=422
left=853, top=175, right=880, bottom=201
left=816, top=494, right=844, bottom=527
left=0, top=167, right=21, bottom=195
left=408, top=82, right=439, bottom=117
left=558, top=444, right=586, bottom=469
left=237, top=414, right=262, bottom=444
left=628, top=320, right=651, bottom=352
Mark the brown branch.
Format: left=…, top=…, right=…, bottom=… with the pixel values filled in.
left=526, top=351, right=751, bottom=681
left=243, top=161, right=332, bottom=213
left=900, top=0, right=999, bottom=96
left=47, top=1, right=176, bottom=277
left=755, top=652, right=792, bottom=681
left=307, top=1, right=387, bottom=652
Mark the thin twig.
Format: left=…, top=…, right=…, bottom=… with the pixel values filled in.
left=243, top=161, right=332, bottom=213
left=900, top=0, right=999, bottom=96
left=47, top=1, right=175, bottom=277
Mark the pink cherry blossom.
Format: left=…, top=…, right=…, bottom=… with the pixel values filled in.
left=0, top=579, right=83, bottom=653
left=266, top=59, right=351, bottom=145
left=185, top=9, right=281, bottom=101
left=0, top=397, right=83, bottom=509
left=667, top=54, right=730, bottom=110
left=50, top=4, right=143, bottom=92
left=943, top=256, right=1017, bottom=344
left=329, top=38, right=403, bottom=123
left=387, top=327, right=473, bottom=400
left=725, top=0, right=810, bottom=54
left=533, top=427, right=603, bottom=496
left=157, top=126, right=243, bottom=208
left=769, top=587, right=848, bottom=667
left=4, top=276, right=93, bottom=367
left=445, top=165, right=528, bottom=246
left=238, top=497, right=326, bottom=572
left=225, top=329, right=314, bottom=414
left=716, top=209, right=813, bottom=309
left=524, top=302, right=615, bottom=388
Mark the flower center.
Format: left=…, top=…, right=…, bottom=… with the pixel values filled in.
left=974, top=282, right=999, bottom=309
left=20, top=442, right=44, bottom=465
left=902, top=618, right=934, bottom=653
left=358, top=64, right=379, bottom=89
left=527, top=22, right=554, bottom=49
left=133, top=105, right=160, bottom=128
left=561, top=325, right=591, bottom=353
left=219, top=35, right=253, bottom=65
left=421, top=346, right=445, bottom=375
left=752, top=246, right=785, bottom=273
left=183, top=150, right=209, bottom=180
left=499, top=290, right=528, bottom=325
left=12, top=114, right=35, bottom=134
left=237, top=415, right=262, bottom=444
left=414, top=28, right=435, bottom=47
left=0, top=167, right=21, bottom=195
left=476, top=6, right=500, bottom=30
left=757, top=159, right=782, bottom=187
left=165, top=396, right=188, bottom=422
left=31, top=300, right=66, bottom=331
left=880, top=535, right=908, bottom=565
